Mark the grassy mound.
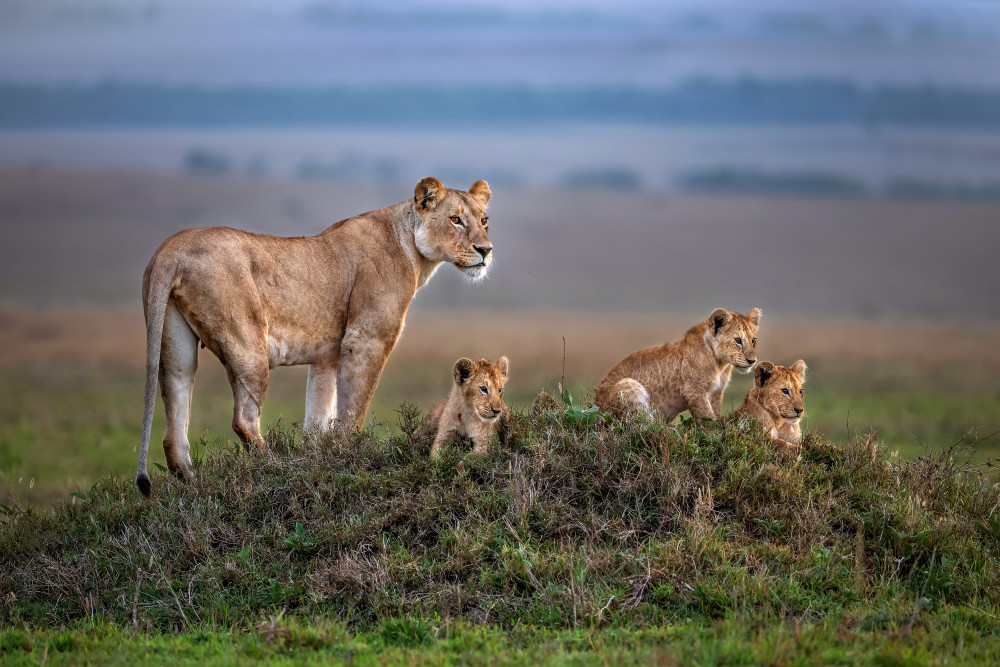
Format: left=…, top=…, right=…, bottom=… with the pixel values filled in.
left=1, top=407, right=999, bottom=661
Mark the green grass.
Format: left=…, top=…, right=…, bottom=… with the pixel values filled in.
left=2, top=361, right=998, bottom=507
left=2, top=408, right=998, bottom=663
left=3, top=615, right=1000, bottom=665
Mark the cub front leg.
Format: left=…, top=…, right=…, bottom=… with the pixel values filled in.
left=471, top=430, right=491, bottom=456
left=709, top=366, right=732, bottom=417
left=430, top=428, right=451, bottom=459
left=685, top=393, right=716, bottom=422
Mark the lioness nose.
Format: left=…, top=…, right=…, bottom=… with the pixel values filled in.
left=474, top=244, right=492, bottom=259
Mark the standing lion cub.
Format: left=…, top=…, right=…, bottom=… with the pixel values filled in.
left=735, top=360, right=807, bottom=451
left=595, top=308, right=761, bottom=422
left=427, top=357, right=509, bottom=457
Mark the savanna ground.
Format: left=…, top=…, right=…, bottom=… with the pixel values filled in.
left=1, top=169, right=999, bottom=663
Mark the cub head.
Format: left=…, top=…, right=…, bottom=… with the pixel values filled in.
left=452, top=356, right=509, bottom=423
left=752, top=360, right=807, bottom=424
left=706, top=307, right=761, bottom=372
left=412, top=177, right=493, bottom=280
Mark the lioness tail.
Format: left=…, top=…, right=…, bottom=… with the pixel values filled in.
left=136, top=259, right=176, bottom=497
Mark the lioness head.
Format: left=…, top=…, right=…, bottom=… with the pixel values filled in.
left=707, top=307, right=760, bottom=372
left=753, top=360, right=807, bottom=424
left=453, top=356, right=509, bottom=423
left=412, top=177, right=493, bottom=280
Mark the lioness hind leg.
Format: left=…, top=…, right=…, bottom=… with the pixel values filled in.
left=159, top=302, right=198, bottom=480
left=610, top=378, right=654, bottom=419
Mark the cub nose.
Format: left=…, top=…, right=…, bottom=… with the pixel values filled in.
left=745, top=357, right=756, bottom=365
left=491, top=407, right=501, bottom=415
left=474, top=244, right=492, bottom=259
left=794, top=407, right=803, bottom=415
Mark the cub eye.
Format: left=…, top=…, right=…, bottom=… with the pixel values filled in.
left=752, top=337, right=757, bottom=346
left=498, top=387, right=503, bottom=396
left=479, top=386, right=488, bottom=394
left=734, top=337, right=743, bottom=345
left=781, top=388, right=790, bottom=396
left=450, top=216, right=464, bottom=226
left=799, top=389, right=804, bottom=396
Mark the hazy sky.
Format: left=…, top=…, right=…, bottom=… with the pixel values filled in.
left=1, top=0, right=998, bottom=86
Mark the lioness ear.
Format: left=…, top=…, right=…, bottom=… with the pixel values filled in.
left=710, top=308, right=729, bottom=335
left=747, top=308, right=761, bottom=326
left=414, top=176, right=445, bottom=211
left=496, top=355, right=509, bottom=379
left=790, top=359, right=807, bottom=383
left=469, top=180, right=491, bottom=207
left=756, top=361, right=775, bottom=387
left=453, top=358, right=474, bottom=385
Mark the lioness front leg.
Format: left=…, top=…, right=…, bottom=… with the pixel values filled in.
left=305, top=362, right=339, bottom=430
left=336, top=325, right=394, bottom=429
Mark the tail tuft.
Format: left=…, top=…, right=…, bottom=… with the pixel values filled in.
left=136, top=474, right=152, bottom=498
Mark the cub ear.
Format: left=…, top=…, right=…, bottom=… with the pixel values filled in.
left=469, top=180, right=491, bottom=207
left=496, top=355, right=509, bottom=380
left=453, top=358, right=475, bottom=385
left=747, top=308, right=761, bottom=326
left=709, top=308, right=729, bottom=335
left=755, top=361, right=776, bottom=387
left=414, top=176, right=445, bottom=211
left=790, top=359, right=807, bottom=383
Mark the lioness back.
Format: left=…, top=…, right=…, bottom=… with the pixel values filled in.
left=595, top=308, right=760, bottom=423
left=428, top=356, right=509, bottom=458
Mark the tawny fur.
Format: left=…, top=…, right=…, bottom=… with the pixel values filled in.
left=427, top=357, right=509, bottom=458
left=136, top=177, right=494, bottom=496
left=594, top=308, right=761, bottom=422
left=735, top=360, right=807, bottom=452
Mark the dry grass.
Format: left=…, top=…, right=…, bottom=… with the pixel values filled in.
left=3, top=304, right=998, bottom=384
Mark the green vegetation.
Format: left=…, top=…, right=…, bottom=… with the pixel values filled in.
left=2, top=408, right=998, bottom=663
left=2, top=359, right=998, bottom=507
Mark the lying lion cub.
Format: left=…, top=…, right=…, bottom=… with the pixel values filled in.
left=735, top=360, right=807, bottom=451
left=427, top=357, right=509, bottom=458
left=595, top=308, right=760, bottom=422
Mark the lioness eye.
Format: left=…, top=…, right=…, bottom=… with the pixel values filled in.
left=482, top=217, right=489, bottom=228
left=479, top=386, right=488, bottom=394
left=781, top=388, right=790, bottom=396
left=734, top=337, right=743, bottom=345
left=450, top=216, right=464, bottom=226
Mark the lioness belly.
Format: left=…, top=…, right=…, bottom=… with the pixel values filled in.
left=267, top=330, right=341, bottom=367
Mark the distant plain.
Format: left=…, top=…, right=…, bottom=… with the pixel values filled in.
left=1, top=168, right=997, bottom=505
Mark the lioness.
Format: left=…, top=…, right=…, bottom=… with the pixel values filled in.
left=594, top=308, right=760, bottom=422
left=427, top=357, right=509, bottom=458
left=136, top=177, right=493, bottom=496
left=735, top=360, right=807, bottom=451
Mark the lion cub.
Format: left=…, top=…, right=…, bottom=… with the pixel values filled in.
left=735, top=360, right=807, bottom=451
left=427, top=357, right=509, bottom=458
left=595, top=308, right=760, bottom=422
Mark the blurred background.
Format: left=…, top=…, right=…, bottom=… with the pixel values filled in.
left=2, top=0, right=999, bottom=504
